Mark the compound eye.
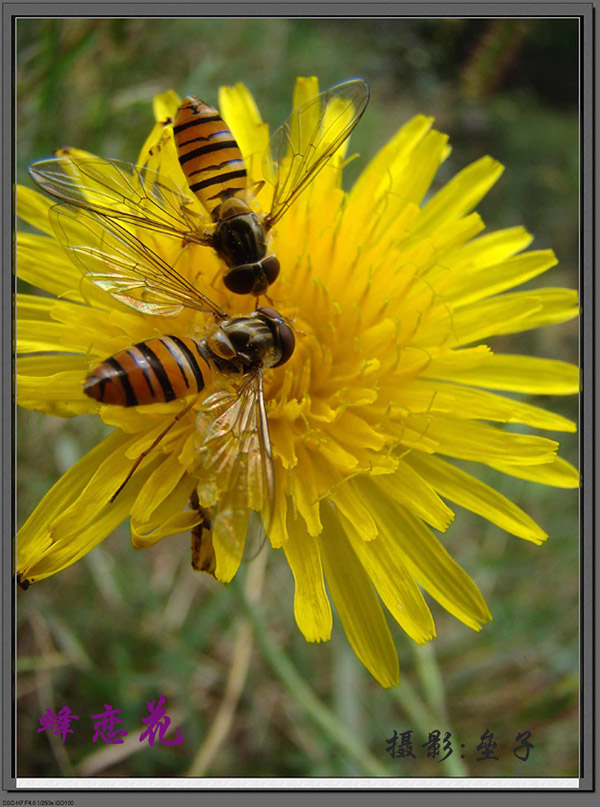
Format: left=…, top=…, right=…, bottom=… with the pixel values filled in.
left=273, top=321, right=295, bottom=367
left=256, top=306, right=280, bottom=320
left=261, top=255, right=280, bottom=286
left=224, top=265, right=256, bottom=295
left=255, top=307, right=295, bottom=367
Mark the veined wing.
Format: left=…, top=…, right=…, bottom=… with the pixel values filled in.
left=263, top=79, right=370, bottom=228
left=193, top=371, right=274, bottom=581
left=29, top=153, right=213, bottom=246
left=49, top=204, right=226, bottom=319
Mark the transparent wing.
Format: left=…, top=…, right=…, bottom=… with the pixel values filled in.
left=243, top=511, right=269, bottom=563
left=194, top=372, right=274, bottom=577
left=49, top=203, right=226, bottom=318
left=29, top=154, right=213, bottom=246
left=263, top=79, right=370, bottom=227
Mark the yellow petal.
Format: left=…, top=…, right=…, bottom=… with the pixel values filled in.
left=282, top=511, right=332, bottom=643
left=269, top=416, right=300, bottom=469
left=130, top=447, right=189, bottom=523
left=17, top=296, right=80, bottom=352
left=218, top=83, right=269, bottom=183
left=16, top=185, right=54, bottom=235
left=289, top=444, right=322, bottom=536
left=48, top=439, right=161, bottom=541
left=17, top=295, right=134, bottom=356
left=339, top=506, right=436, bottom=644
left=488, top=456, right=579, bottom=488
left=212, top=505, right=251, bottom=584
left=406, top=414, right=558, bottom=466
left=292, top=76, right=320, bottom=110
left=416, top=294, right=542, bottom=347
left=393, top=129, right=450, bottom=208
left=371, top=468, right=455, bottom=533
left=414, top=156, right=504, bottom=235
left=491, top=288, right=579, bottom=333
left=265, top=461, right=289, bottom=549
left=349, top=115, right=435, bottom=214
left=329, top=480, right=378, bottom=541
left=421, top=346, right=492, bottom=378
left=131, top=470, right=200, bottom=548
left=153, top=90, right=181, bottom=123
left=429, top=353, right=579, bottom=395
left=17, top=430, right=152, bottom=584
left=426, top=212, right=485, bottom=264
left=453, top=225, right=533, bottom=267
left=17, top=357, right=93, bottom=416
left=132, top=510, right=202, bottom=548
left=17, top=293, right=55, bottom=322
left=316, top=432, right=359, bottom=470
left=138, top=119, right=191, bottom=194
left=24, top=476, right=150, bottom=584
left=398, top=379, right=576, bottom=432
left=446, top=250, right=558, bottom=306
left=373, top=499, right=491, bottom=629
left=406, top=452, right=547, bottom=544
left=320, top=504, right=400, bottom=688
left=18, top=354, right=88, bottom=375
left=17, top=233, right=85, bottom=299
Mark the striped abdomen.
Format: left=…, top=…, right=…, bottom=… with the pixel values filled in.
left=84, top=336, right=213, bottom=407
left=174, top=96, right=247, bottom=218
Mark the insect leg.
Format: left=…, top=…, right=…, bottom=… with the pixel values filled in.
left=110, top=398, right=197, bottom=503
left=254, top=291, right=276, bottom=311
left=190, top=490, right=216, bottom=575
left=208, top=263, right=225, bottom=293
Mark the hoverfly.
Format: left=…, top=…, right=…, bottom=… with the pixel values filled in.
left=48, top=202, right=295, bottom=571
left=29, top=79, right=370, bottom=296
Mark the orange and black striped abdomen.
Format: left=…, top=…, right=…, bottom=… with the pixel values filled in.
left=174, top=96, right=247, bottom=218
left=84, top=336, right=214, bottom=407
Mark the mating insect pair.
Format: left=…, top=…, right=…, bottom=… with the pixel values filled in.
left=26, top=80, right=369, bottom=570
left=47, top=200, right=294, bottom=570
left=29, top=79, right=370, bottom=297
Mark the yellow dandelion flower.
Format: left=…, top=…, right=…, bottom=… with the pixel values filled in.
left=17, top=77, right=578, bottom=688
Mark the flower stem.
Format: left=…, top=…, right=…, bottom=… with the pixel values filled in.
left=231, top=575, right=389, bottom=777
left=411, top=643, right=468, bottom=777
left=332, top=633, right=366, bottom=775
left=390, top=676, right=438, bottom=734
left=187, top=548, right=269, bottom=776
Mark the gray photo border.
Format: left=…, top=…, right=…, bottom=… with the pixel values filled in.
left=3, top=0, right=595, bottom=801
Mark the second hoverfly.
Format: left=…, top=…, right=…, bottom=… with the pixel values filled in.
left=29, top=79, right=370, bottom=297
left=45, top=202, right=295, bottom=577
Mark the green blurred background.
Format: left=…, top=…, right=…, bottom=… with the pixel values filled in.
left=16, top=17, right=579, bottom=779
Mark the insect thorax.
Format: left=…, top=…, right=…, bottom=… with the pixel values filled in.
left=206, top=315, right=281, bottom=370
left=212, top=202, right=268, bottom=269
